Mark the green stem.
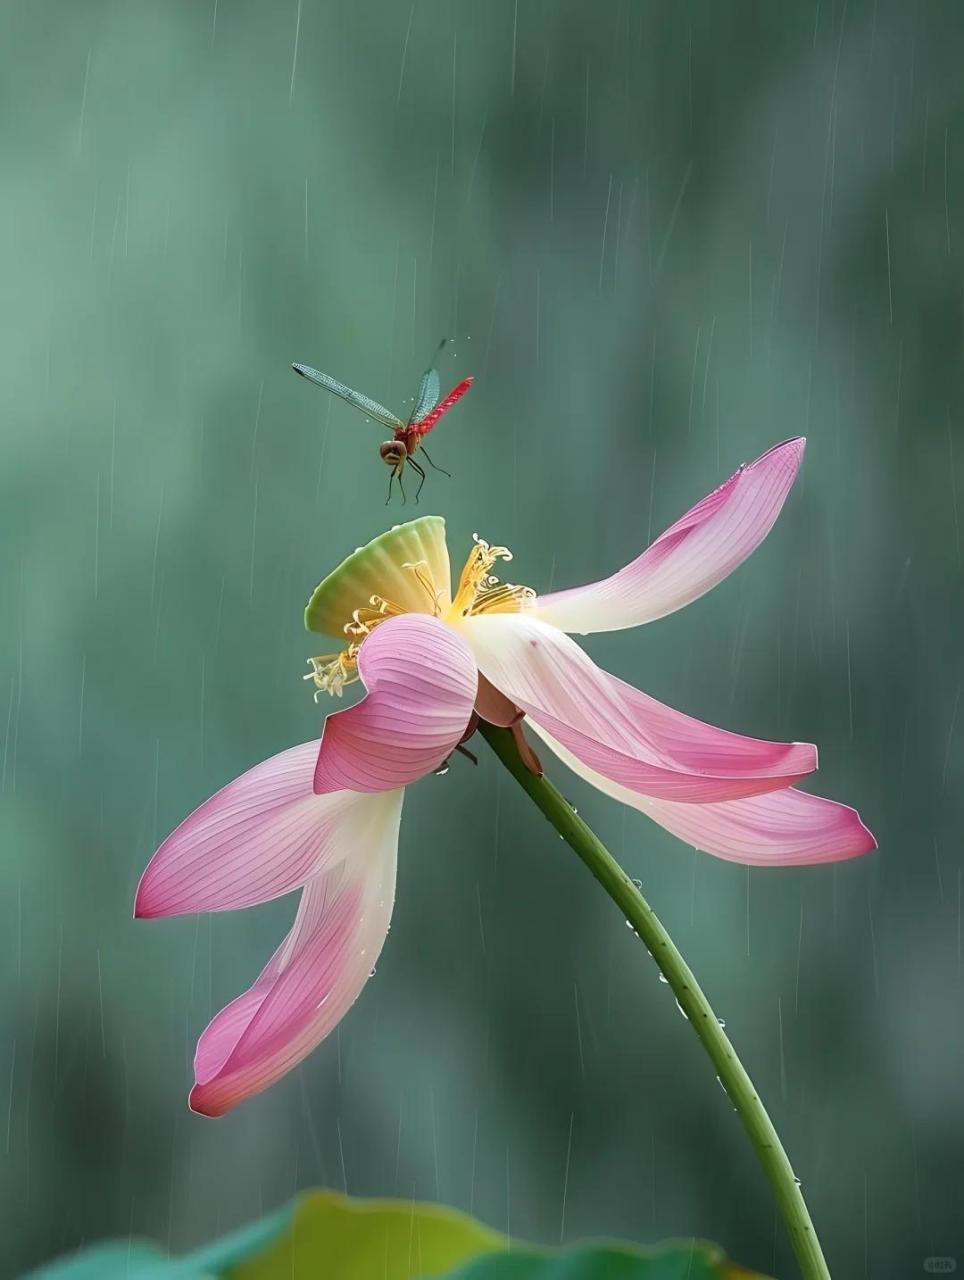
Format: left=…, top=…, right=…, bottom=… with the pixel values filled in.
left=479, top=722, right=830, bottom=1280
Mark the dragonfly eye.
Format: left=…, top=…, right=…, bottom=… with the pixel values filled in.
left=379, top=440, right=406, bottom=465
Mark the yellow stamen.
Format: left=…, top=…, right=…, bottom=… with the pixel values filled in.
left=304, top=645, right=361, bottom=699
left=448, top=536, right=535, bottom=619
left=401, top=560, right=446, bottom=616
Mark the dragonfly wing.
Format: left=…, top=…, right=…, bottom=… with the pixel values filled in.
left=292, top=364, right=403, bottom=430
left=407, top=337, right=448, bottom=425
left=409, top=367, right=440, bottom=425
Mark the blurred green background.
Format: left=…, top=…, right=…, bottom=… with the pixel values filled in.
left=1, top=1, right=962, bottom=1275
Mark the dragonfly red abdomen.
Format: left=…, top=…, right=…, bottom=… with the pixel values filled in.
left=411, top=377, right=474, bottom=436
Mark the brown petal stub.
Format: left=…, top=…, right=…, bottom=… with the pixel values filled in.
left=511, top=722, right=544, bottom=777
left=475, top=673, right=523, bottom=727
left=473, top=675, right=540, bottom=773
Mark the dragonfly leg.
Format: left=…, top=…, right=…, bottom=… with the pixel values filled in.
left=408, top=457, right=427, bottom=502
left=386, top=465, right=406, bottom=505
left=419, top=446, right=451, bottom=477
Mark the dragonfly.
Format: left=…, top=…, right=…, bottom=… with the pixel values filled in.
left=292, top=339, right=473, bottom=502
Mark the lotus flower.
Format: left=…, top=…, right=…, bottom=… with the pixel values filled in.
left=135, top=438, right=874, bottom=1115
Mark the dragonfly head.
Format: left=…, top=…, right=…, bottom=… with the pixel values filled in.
left=379, top=439, right=407, bottom=470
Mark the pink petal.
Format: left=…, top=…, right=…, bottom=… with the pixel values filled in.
left=533, top=725, right=876, bottom=865
left=135, top=741, right=363, bottom=917
left=462, top=614, right=816, bottom=803
left=533, top=438, right=806, bottom=633
left=189, top=788, right=403, bottom=1116
left=313, top=614, right=478, bottom=795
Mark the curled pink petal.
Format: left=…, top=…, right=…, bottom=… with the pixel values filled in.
left=533, top=725, right=875, bottom=865
left=462, top=614, right=816, bottom=803
left=313, top=614, right=478, bottom=795
left=533, top=438, right=806, bottom=633
left=135, top=741, right=363, bottom=918
left=189, top=788, right=403, bottom=1116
